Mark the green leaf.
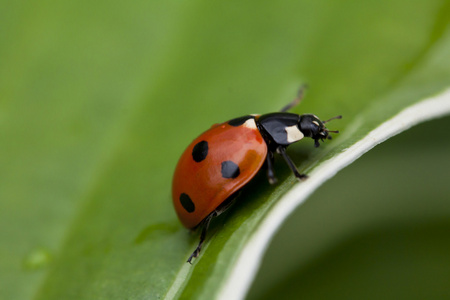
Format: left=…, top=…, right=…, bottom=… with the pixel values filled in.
left=1, top=1, right=450, bottom=299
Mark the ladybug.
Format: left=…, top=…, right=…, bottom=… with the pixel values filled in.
left=172, top=88, right=341, bottom=263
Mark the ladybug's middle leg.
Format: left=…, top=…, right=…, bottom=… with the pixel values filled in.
left=266, top=151, right=277, bottom=184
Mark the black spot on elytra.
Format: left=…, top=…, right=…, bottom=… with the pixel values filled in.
left=228, top=115, right=253, bottom=127
left=221, top=161, right=240, bottom=179
left=192, top=140, right=208, bottom=162
left=180, top=193, right=195, bottom=213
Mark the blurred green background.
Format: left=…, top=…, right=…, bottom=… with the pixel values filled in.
left=1, top=0, right=450, bottom=299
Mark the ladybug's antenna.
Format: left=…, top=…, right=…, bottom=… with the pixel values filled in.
left=324, top=129, right=339, bottom=140
left=280, top=84, right=308, bottom=112
left=322, top=115, right=342, bottom=124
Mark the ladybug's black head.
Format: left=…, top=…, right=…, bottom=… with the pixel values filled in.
left=299, top=114, right=342, bottom=147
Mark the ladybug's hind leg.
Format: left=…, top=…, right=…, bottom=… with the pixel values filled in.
left=187, top=194, right=238, bottom=264
left=276, top=146, right=308, bottom=181
left=187, top=212, right=214, bottom=264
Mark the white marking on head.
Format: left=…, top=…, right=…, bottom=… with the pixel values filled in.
left=285, top=125, right=304, bottom=143
left=243, top=118, right=258, bottom=129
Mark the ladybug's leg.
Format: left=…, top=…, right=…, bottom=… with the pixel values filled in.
left=279, top=85, right=307, bottom=112
left=187, top=212, right=214, bottom=264
left=266, top=151, right=278, bottom=184
left=276, top=146, right=308, bottom=180
left=187, top=195, right=237, bottom=264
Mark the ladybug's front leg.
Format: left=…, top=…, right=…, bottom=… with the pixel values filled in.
left=279, top=84, right=307, bottom=112
left=276, top=146, right=308, bottom=181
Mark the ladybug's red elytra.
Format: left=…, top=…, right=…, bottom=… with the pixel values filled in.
left=172, top=88, right=341, bottom=263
